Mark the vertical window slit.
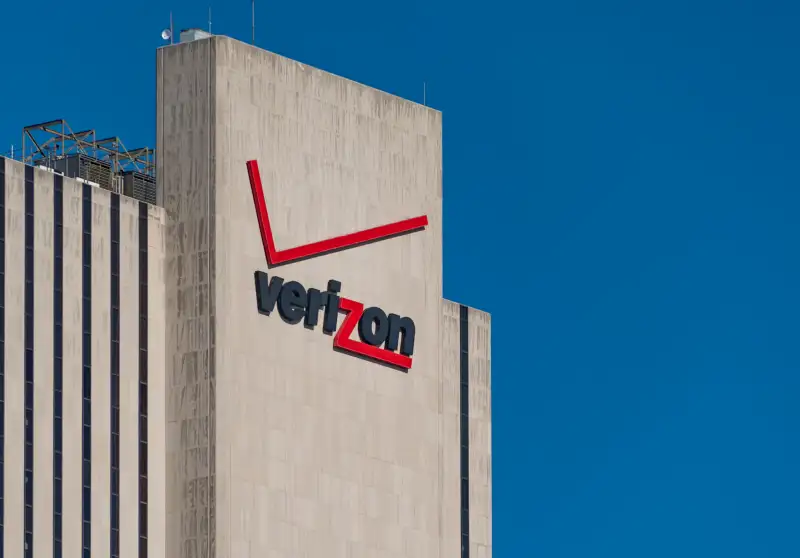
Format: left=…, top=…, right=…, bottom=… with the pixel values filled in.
left=54, top=174, right=64, bottom=557
left=459, top=305, right=470, bottom=558
left=138, top=202, right=148, bottom=558
left=23, top=165, right=34, bottom=558
left=81, top=184, right=92, bottom=558
left=110, top=193, right=120, bottom=558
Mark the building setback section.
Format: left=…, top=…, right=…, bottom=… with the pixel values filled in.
left=35, top=169, right=56, bottom=558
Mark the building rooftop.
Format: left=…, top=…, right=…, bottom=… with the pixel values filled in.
left=2, top=118, right=157, bottom=205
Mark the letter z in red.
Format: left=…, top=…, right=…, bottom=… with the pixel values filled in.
left=333, top=298, right=413, bottom=369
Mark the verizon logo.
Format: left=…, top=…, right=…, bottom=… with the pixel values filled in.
left=247, top=160, right=427, bottom=370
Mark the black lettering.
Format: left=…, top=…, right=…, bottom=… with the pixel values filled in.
left=358, top=307, right=389, bottom=347
left=323, top=292, right=340, bottom=334
left=386, top=314, right=416, bottom=356
left=322, top=279, right=343, bottom=333
left=254, top=273, right=419, bottom=363
left=278, top=281, right=306, bottom=324
left=305, top=288, right=326, bottom=328
left=254, top=271, right=283, bottom=314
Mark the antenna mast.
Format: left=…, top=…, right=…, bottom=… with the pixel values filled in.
left=252, top=0, right=255, bottom=43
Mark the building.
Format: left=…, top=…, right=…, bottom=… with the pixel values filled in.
left=0, top=34, right=492, bottom=558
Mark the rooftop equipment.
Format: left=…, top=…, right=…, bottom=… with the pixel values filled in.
left=180, top=28, right=212, bottom=43
left=20, top=119, right=156, bottom=204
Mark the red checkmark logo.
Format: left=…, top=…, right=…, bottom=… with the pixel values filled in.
left=247, top=160, right=429, bottom=267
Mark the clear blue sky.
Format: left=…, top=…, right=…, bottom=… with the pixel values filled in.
left=3, top=1, right=800, bottom=556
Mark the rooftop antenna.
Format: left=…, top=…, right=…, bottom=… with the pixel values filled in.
left=208, top=7, right=212, bottom=33
left=170, top=12, right=174, bottom=44
left=423, top=82, right=427, bottom=106
left=252, top=0, right=255, bottom=44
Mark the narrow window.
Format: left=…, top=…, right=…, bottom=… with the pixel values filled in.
left=138, top=202, right=148, bottom=558
left=54, top=174, right=64, bottom=557
left=82, top=184, right=92, bottom=558
left=110, top=193, right=120, bottom=557
left=23, top=165, right=34, bottom=558
left=459, top=305, right=470, bottom=558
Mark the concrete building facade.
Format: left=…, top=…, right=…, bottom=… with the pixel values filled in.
left=0, top=34, right=491, bottom=558
left=0, top=158, right=167, bottom=558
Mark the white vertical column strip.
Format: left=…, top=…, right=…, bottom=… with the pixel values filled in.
left=91, top=188, right=112, bottom=556
left=61, top=177, right=83, bottom=558
left=119, top=195, right=140, bottom=558
left=148, top=209, right=167, bottom=558
left=4, top=160, right=26, bottom=558
left=32, top=168, right=54, bottom=558
left=467, top=308, right=492, bottom=558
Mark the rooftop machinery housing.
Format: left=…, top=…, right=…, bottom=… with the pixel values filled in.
left=18, top=118, right=157, bottom=204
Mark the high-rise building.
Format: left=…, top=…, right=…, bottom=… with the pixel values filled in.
left=0, top=34, right=492, bottom=558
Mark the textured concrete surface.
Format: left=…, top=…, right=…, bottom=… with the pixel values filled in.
left=0, top=157, right=166, bottom=558
left=61, top=169, right=84, bottom=558
left=211, top=36, right=444, bottom=558
left=147, top=203, right=168, bottom=558
left=92, top=186, right=112, bottom=558
left=157, top=37, right=218, bottom=558
left=468, top=308, right=492, bottom=558
left=439, top=300, right=464, bottom=558
left=4, top=157, right=25, bottom=558
left=33, top=167, right=55, bottom=558
left=120, top=194, right=142, bottom=558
